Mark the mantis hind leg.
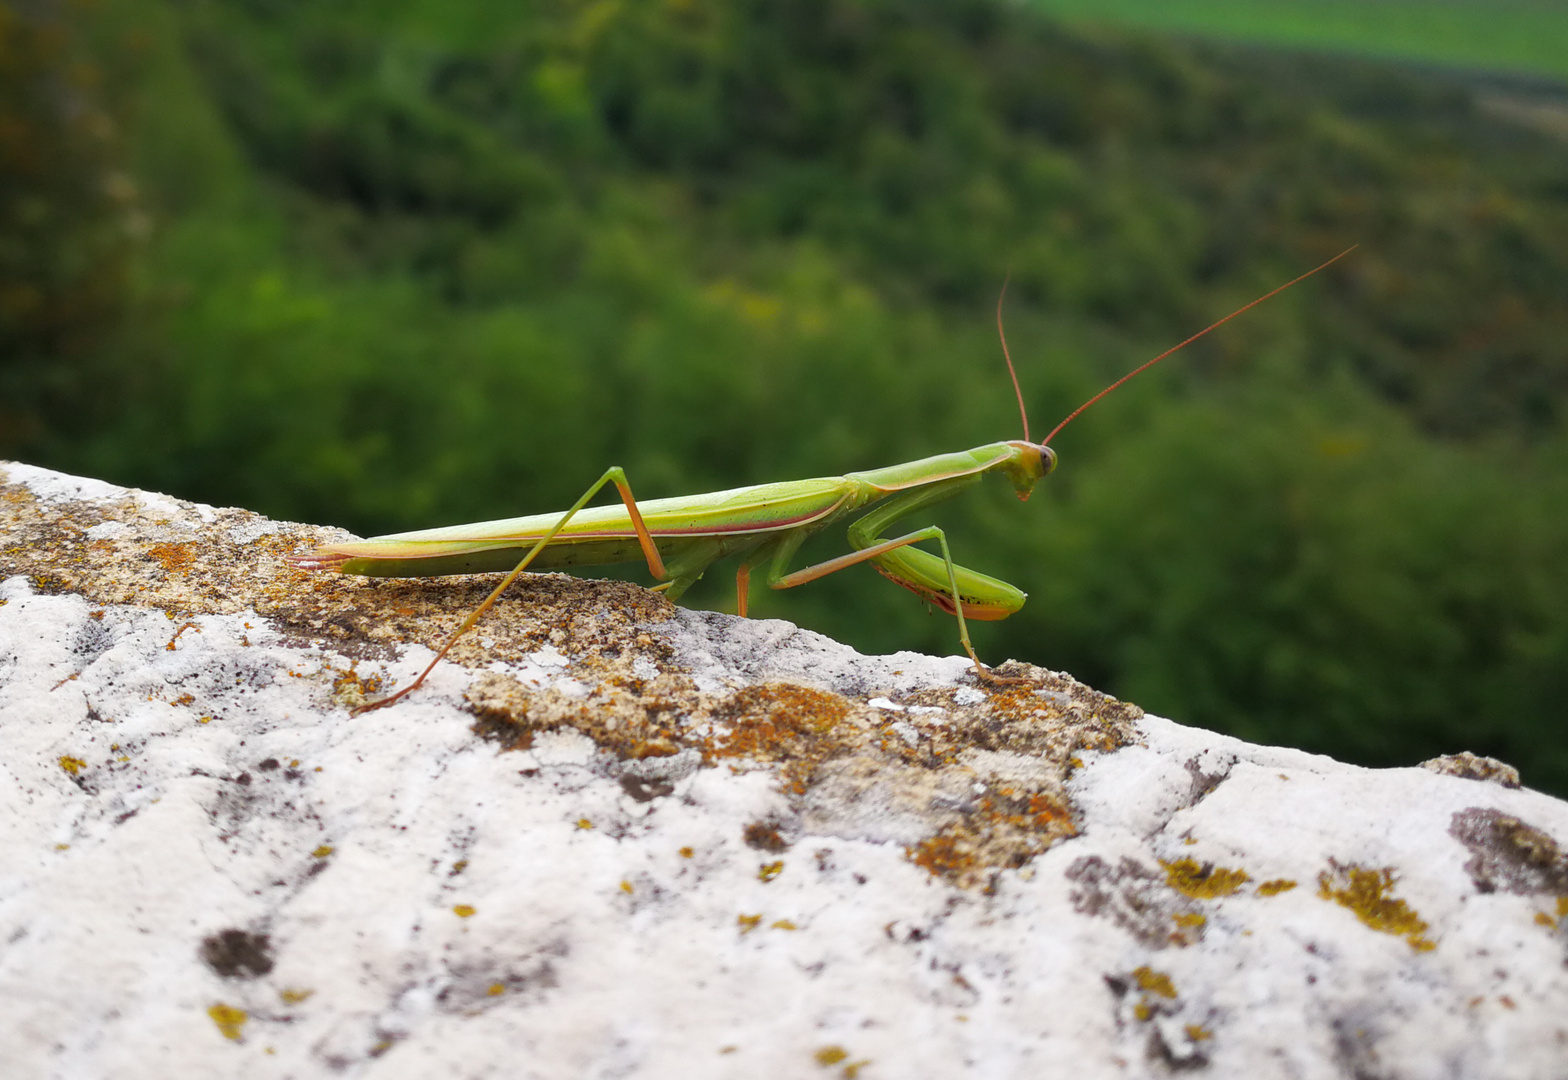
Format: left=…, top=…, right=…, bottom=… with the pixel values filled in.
left=357, top=466, right=667, bottom=713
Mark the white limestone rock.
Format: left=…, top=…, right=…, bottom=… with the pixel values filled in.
left=3, top=459, right=1566, bottom=1079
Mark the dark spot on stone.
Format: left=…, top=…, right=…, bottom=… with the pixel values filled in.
left=258, top=758, right=280, bottom=771
left=234, top=772, right=252, bottom=786
left=200, top=929, right=274, bottom=978
left=743, top=820, right=789, bottom=853
left=1066, top=854, right=1204, bottom=948
left=619, top=775, right=674, bottom=802
left=1183, top=751, right=1235, bottom=805
left=1450, top=808, right=1568, bottom=896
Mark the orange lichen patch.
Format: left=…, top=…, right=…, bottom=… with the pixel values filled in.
left=709, top=684, right=858, bottom=793
left=908, top=783, right=1080, bottom=887
left=910, top=833, right=978, bottom=882
left=1257, top=878, right=1298, bottom=897
left=146, top=542, right=195, bottom=575
left=207, top=1003, right=247, bottom=1041
left=1133, top=966, right=1177, bottom=999
left=1317, top=861, right=1437, bottom=951
left=57, top=755, right=87, bottom=776
left=330, top=665, right=384, bottom=709
left=1162, top=858, right=1251, bottom=899
left=165, top=621, right=201, bottom=651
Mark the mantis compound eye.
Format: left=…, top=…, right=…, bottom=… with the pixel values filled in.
left=1040, top=445, right=1058, bottom=474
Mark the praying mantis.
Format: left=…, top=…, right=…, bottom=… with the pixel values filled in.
left=290, top=248, right=1354, bottom=711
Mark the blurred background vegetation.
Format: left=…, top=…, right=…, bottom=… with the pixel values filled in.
left=4, top=0, right=1566, bottom=793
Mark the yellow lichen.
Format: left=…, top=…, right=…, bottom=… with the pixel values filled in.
left=620, top=880, right=634, bottom=894
left=736, top=913, right=762, bottom=933
left=208, top=1003, right=247, bottom=1041
left=311, top=845, right=334, bottom=858
left=57, top=756, right=87, bottom=776
left=1317, top=862, right=1436, bottom=952
left=1133, top=966, right=1177, bottom=999
left=487, top=982, right=506, bottom=996
left=279, top=989, right=313, bottom=1005
left=815, top=1046, right=848, bottom=1066
left=1185, top=1024, right=1212, bottom=1041
left=1257, top=878, right=1298, bottom=896
left=452, top=904, right=476, bottom=918
left=770, top=919, right=798, bottom=931
left=1162, top=858, right=1250, bottom=898
left=758, top=861, right=784, bottom=882
left=1172, top=912, right=1206, bottom=929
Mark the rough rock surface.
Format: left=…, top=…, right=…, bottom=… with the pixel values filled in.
left=3, top=459, right=1566, bottom=1079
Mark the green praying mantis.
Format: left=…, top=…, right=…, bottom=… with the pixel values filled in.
left=290, top=248, right=1355, bottom=712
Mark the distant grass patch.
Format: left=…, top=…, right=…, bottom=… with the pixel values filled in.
left=1027, top=0, right=1568, bottom=81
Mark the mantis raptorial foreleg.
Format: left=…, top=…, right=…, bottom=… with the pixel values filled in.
left=741, top=477, right=1001, bottom=674
left=357, top=466, right=665, bottom=712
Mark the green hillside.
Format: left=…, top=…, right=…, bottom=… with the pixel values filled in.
left=1028, top=0, right=1568, bottom=82
left=4, top=0, right=1568, bottom=793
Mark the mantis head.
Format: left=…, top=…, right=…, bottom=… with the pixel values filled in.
left=1000, top=440, right=1057, bottom=502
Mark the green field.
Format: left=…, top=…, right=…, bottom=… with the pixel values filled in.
left=1029, top=0, right=1568, bottom=81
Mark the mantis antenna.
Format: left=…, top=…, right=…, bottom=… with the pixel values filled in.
left=994, top=245, right=1358, bottom=450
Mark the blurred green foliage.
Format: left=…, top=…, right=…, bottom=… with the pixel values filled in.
left=5, top=0, right=1567, bottom=793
